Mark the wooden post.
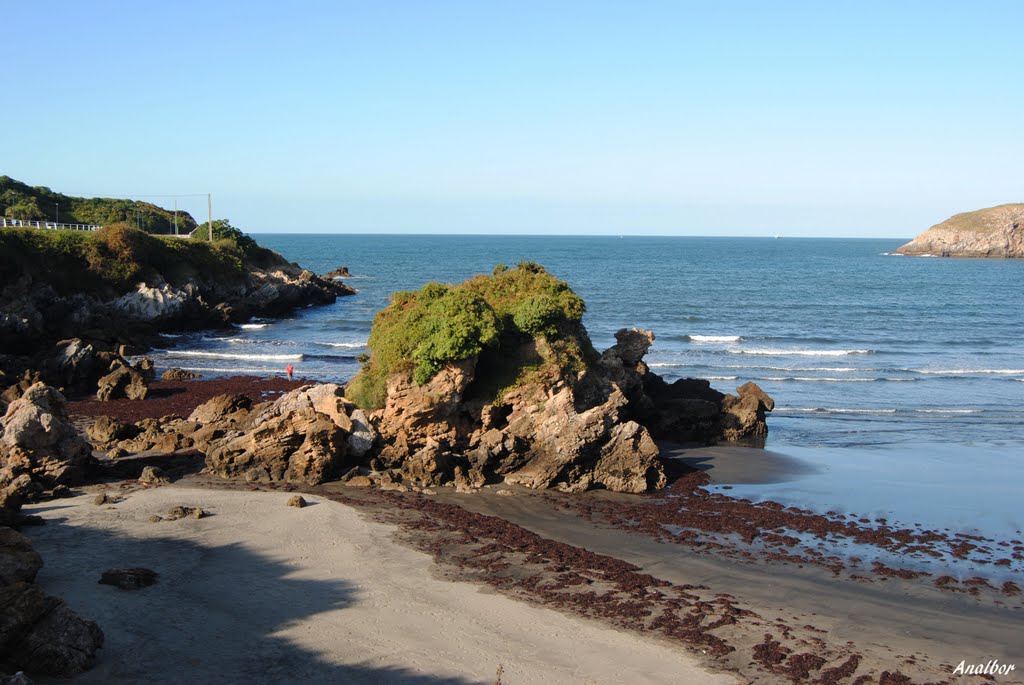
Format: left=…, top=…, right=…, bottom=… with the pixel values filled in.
left=207, top=193, right=212, bottom=241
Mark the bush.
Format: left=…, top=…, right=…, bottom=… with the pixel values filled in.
left=347, top=263, right=594, bottom=410
left=0, top=223, right=251, bottom=295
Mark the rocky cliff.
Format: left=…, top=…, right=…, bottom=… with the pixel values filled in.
left=895, top=204, right=1024, bottom=257
left=0, top=225, right=355, bottom=391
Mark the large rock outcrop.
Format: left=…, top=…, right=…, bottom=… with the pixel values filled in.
left=0, top=528, right=104, bottom=676
left=364, top=328, right=770, bottom=493
left=895, top=204, right=1024, bottom=258
left=201, top=384, right=363, bottom=484
left=341, top=264, right=771, bottom=493
left=0, top=384, right=91, bottom=495
left=0, top=385, right=104, bottom=677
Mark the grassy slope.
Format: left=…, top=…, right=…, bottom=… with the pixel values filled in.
left=928, top=203, right=1024, bottom=233
left=0, top=224, right=276, bottom=299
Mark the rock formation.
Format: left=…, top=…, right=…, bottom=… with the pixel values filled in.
left=362, top=328, right=770, bottom=493
left=0, top=384, right=104, bottom=677
left=0, top=225, right=357, bottom=394
left=895, top=204, right=1024, bottom=258
left=0, top=527, right=104, bottom=676
left=343, top=265, right=773, bottom=493
left=0, top=384, right=92, bottom=496
left=324, top=265, right=352, bottom=279
left=203, top=384, right=360, bottom=484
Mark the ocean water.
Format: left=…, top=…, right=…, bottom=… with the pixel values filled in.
left=150, top=235, right=1024, bottom=451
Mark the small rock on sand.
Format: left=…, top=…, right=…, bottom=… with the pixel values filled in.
left=139, top=466, right=171, bottom=485
left=163, top=506, right=204, bottom=520
left=98, top=568, right=159, bottom=590
left=286, top=495, right=306, bottom=508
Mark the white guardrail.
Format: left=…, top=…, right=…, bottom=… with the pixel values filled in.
left=1, top=218, right=101, bottom=231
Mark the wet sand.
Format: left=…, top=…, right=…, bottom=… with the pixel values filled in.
left=26, top=486, right=736, bottom=685
left=53, top=376, right=1024, bottom=683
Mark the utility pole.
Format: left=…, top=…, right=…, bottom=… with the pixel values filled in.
left=55, top=203, right=58, bottom=224
left=174, top=199, right=178, bottom=235
left=207, top=193, right=212, bottom=241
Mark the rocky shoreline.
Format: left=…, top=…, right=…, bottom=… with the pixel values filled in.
left=895, top=203, right=1024, bottom=258
left=2, top=374, right=1020, bottom=683
left=5, top=255, right=1012, bottom=683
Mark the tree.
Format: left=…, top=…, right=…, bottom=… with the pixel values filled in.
left=4, top=198, right=44, bottom=220
left=193, top=218, right=258, bottom=253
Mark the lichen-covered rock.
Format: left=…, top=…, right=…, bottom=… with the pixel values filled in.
left=95, top=366, right=148, bottom=402
left=7, top=603, right=104, bottom=675
left=187, top=394, right=252, bottom=426
left=43, top=339, right=97, bottom=394
left=0, top=583, right=103, bottom=676
left=85, top=416, right=137, bottom=449
left=204, top=384, right=354, bottom=485
left=346, top=409, right=376, bottom=458
left=0, top=384, right=91, bottom=490
left=0, top=528, right=42, bottom=586
left=138, top=466, right=170, bottom=485
left=161, top=368, right=200, bottom=381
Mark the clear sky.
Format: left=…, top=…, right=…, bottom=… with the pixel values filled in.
left=3, top=1, right=1022, bottom=237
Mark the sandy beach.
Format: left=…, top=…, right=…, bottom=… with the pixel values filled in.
left=25, top=485, right=738, bottom=685
left=48, top=375, right=1022, bottom=683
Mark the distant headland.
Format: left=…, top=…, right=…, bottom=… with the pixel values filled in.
left=895, top=203, right=1024, bottom=258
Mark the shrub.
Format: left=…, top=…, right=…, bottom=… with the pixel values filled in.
left=347, top=263, right=594, bottom=410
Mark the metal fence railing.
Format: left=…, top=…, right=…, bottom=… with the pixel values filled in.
left=0, top=218, right=101, bottom=231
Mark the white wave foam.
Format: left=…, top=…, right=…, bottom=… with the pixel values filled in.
left=239, top=323, right=268, bottom=329
left=171, top=366, right=335, bottom=376
left=763, top=376, right=916, bottom=383
left=721, top=365, right=860, bottom=372
left=775, top=407, right=897, bottom=415
left=648, top=363, right=684, bottom=368
left=912, top=368, right=1024, bottom=375
left=763, top=377, right=876, bottom=383
left=687, top=335, right=742, bottom=343
left=165, top=351, right=304, bottom=362
left=910, top=409, right=981, bottom=414
left=317, top=341, right=368, bottom=348
left=705, top=376, right=739, bottom=381
left=729, top=348, right=873, bottom=357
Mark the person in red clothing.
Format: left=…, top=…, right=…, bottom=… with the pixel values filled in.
left=285, top=363, right=294, bottom=381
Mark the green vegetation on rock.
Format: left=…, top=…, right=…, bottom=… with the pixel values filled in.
left=0, top=223, right=257, bottom=296
left=347, top=262, right=595, bottom=410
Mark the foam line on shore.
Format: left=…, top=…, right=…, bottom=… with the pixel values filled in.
left=728, top=348, right=874, bottom=357
left=163, top=350, right=305, bottom=362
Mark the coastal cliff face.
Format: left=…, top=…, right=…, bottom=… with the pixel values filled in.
left=0, top=225, right=355, bottom=388
left=895, top=204, right=1024, bottom=257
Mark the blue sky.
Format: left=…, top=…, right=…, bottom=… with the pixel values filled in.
left=3, top=1, right=1022, bottom=236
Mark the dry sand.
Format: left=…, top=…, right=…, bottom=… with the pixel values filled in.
left=26, top=486, right=738, bottom=685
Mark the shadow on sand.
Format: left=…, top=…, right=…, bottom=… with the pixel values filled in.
left=29, top=515, right=483, bottom=685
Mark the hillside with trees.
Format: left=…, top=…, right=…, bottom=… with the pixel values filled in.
left=0, top=175, right=200, bottom=235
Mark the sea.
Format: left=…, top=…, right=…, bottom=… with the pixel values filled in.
left=151, top=235, right=1024, bottom=450
left=150, top=234, right=1024, bottom=544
